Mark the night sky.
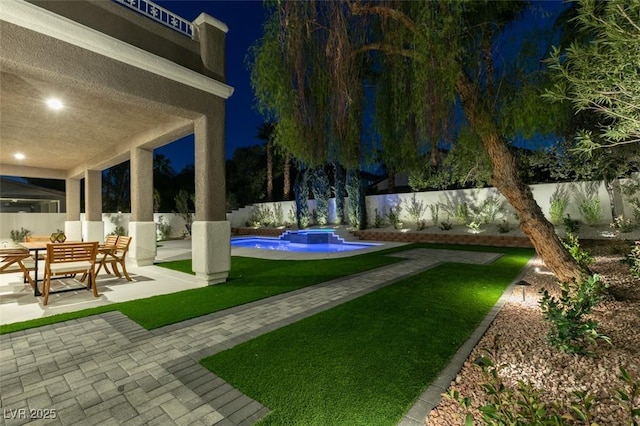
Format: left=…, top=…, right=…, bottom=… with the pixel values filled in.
left=152, top=0, right=567, bottom=172
left=153, top=0, right=266, bottom=171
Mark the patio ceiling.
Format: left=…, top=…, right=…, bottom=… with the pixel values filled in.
left=0, top=68, right=193, bottom=179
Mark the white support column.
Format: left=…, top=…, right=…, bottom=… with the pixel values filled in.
left=65, top=177, right=82, bottom=241
left=83, top=170, right=104, bottom=242
left=192, top=221, right=230, bottom=284
left=128, top=222, right=156, bottom=266
left=192, top=108, right=230, bottom=284
left=129, top=147, right=156, bottom=266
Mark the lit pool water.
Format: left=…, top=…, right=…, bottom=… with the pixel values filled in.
left=231, top=237, right=379, bottom=253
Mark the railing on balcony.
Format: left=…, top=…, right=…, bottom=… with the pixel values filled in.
left=112, top=0, right=193, bottom=38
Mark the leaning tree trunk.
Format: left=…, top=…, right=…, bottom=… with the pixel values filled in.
left=457, top=76, right=584, bottom=283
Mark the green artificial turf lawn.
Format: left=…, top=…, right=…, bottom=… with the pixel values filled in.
left=0, top=247, right=408, bottom=334
left=201, top=247, right=533, bottom=426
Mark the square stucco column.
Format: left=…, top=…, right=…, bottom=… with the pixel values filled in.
left=129, top=147, right=156, bottom=266
left=192, top=221, right=230, bottom=284
left=192, top=110, right=230, bottom=284
left=65, top=177, right=82, bottom=241
left=128, top=222, right=156, bottom=266
left=83, top=170, right=104, bottom=242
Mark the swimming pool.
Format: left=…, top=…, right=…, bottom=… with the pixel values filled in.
left=231, top=237, right=380, bottom=253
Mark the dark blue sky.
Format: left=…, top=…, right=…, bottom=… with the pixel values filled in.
left=154, top=0, right=267, bottom=171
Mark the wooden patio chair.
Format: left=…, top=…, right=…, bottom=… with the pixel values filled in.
left=0, top=249, right=35, bottom=290
left=42, top=242, right=98, bottom=306
left=99, top=235, right=119, bottom=274
left=96, top=236, right=132, bottom=281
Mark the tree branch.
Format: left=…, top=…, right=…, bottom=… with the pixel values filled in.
left=352, top=43, right=420, bottom=59
left=349, top=3, right=425, bottom=38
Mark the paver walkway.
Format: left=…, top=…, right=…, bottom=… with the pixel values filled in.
left=0, top=249, right=501, bottom=425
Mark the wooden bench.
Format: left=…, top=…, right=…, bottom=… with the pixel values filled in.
left=42, top=242, right=98, bottom=306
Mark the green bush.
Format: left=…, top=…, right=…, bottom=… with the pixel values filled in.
left=539, top=274, right=610, bottom=355
left=563, top=214, right=581, bottom=234
left=611, top=215, right=636, bottom=233
left=405, top=194, right=426, bottom=229
left=386, top=205, right=403, bottom=230
left=562, top=232, right=594, bottom=270
left=428, top=203, right=439, bottom=225
left=373, top=208, right=384, bottom=228
left=439, top=221, right=452, bottom=231
left=497, top=220, right=511, bottom=233
left=579, top=197, right=602, bottom=226
left=625, top=242, right=640, bottom=279
left=155, top=216, right=171, bottom=241
left=549, top=186, right=570, bottom=225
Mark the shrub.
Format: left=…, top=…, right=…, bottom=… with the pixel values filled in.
left=174, top=190, right=195, bottom=233
left=156, top=216, right=171, bottom=241
left=611, top=215, right=635, bottom=233
left=248, top=204, right=275, bottom=227
left=478, top=196, right=503, bottom=224
left=428, top=203, right=439, bottom=225
left=373, top=208, right=384, bottom=228
left=287, top=206, right=296, bottom=227
left=405, top=194, right=426, bottom=230
left=562, top=232, right=594, bottom=269
left=466, top=220, right=482, bottom=234
left=614, top=366, right=640, bottom=424
left=579, top=197, right=602, bottom=226
left=454, top=202, right=469, bottom=225
left=625, top=241, right=640, bottom=278
left=539, top=274, right=610, bottom=355
left=10, top=227, right=31, bottom=243
left=386, top=205, right=403, bottom=230
left=439, top=221, right=452, bottom=231
left=108, top=226, right=127, bottom=237
left=273, top=204, right=284, bottom=227
left=563, top=214, right=581, bottom=234
left=621, top=177, right=640, bottom=223
left=497, top=220, right=511, bottom=233
left=549, top=185, right=570, bottom=225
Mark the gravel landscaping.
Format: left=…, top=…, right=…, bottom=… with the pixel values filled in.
left=426, top=240, right=640, bottom=425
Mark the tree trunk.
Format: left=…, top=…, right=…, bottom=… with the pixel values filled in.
left=266, top=140, right=273, bottom=201
left=283, top=153, right=291, bottom=200
left=388, top=166, right=396, bottom=194
left=457, top=76, right=584, bottom=282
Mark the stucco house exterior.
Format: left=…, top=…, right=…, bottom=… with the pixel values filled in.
left=0, top=0, right=233, bottom=284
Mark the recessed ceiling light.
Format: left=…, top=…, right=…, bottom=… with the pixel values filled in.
left=46, top=98, right=64, bottom=110
left=14, top=153, right=25, bottom=160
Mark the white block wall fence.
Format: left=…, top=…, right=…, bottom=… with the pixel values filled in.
left=0, top=178, right=637, bottom=246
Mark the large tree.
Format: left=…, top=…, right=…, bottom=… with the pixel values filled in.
left=251, top=0, right=583, bottom=281
left=545, top=0, right=640, bottom=153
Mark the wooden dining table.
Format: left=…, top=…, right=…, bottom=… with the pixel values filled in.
left=18, top=241, right=113, bottom=297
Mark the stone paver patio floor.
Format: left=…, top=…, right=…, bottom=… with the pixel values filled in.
left=0, top=249, right=504, bottom=425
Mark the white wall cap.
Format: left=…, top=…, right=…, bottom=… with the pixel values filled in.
left=193, top=12, right=229, bottom=34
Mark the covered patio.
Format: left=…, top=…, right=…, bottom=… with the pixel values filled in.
left=0, top=0, right=232, bottom=284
